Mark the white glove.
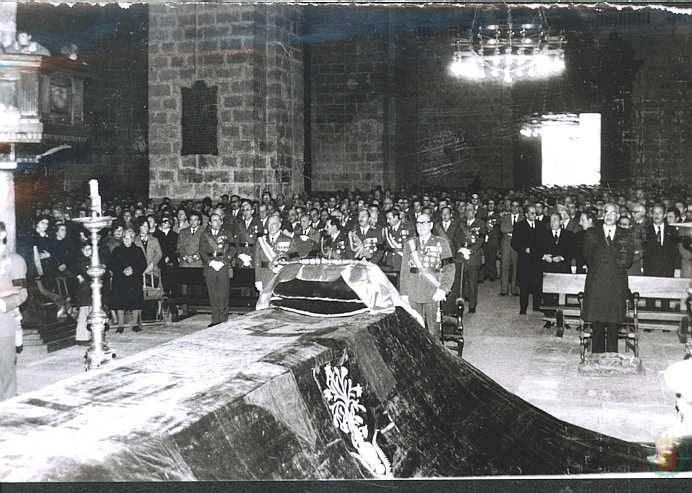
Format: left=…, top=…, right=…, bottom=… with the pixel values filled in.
left=459, top=247, right=471, bottom=260
left=237, top=253, right=252, bottom=266
left=432, top=288, right=447, bottom=302
left=209, top=260, right=224, bottom=271
left=255, top=281, right=263, bottom=292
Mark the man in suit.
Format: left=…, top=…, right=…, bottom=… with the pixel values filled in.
left=482, top=199, right=501, bottom=281
left=254, top=215, right=299, bottom=293
left=177, top=212, right=204, bottom=268
left=500, top=200, right=523, bottom=296
left=511, top=206, right=542, bottom=314
left=535, top=201, right=548, bottom=230
left=199, top=211, right=236, bottom=326
left=539, top=213, right=575, bottom=274
left=582, top=204, right=634, bottom=353
left=226, top=195, right=242, bottom=223
left=539, top=213, right=576, bottom=312
left=643, top=204, right=679, bottom=277
left=454, top=206, right=486, bottom=313
left=399, top=213, right=455, bottom=340
left=433, top=206, right=456, bottom=242
left=290, top=214, right=320, bottom=258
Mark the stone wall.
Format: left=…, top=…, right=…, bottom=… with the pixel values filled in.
left=395, top=35, right=514, bottom=190
left=148, top=3, right=304, bottom=200
left=628, top=12, right=692, bottom=186
left=308, top=9, right=390, bottom=192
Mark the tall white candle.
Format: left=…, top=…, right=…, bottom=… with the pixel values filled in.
left=89, top=179, right=98, bottom=198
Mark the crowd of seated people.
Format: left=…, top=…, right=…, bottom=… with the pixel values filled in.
left=24, top=180, right=692, bottom=336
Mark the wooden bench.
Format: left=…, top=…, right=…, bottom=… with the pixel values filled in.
left=167, top=267, right=258, bottom=319
left=543, top=273, right=691, bottom=360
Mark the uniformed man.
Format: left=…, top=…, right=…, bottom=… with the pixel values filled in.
left=320, top=216, right=349, bottom=260
left=454, top=206, right=486, bottom=313
left=234, top=201, right=261, bottom=269
left=380, top=209, right=410, bottom=288
left=254, top=215, right=299, bottom=293
left=349, top=209, right=384, bottom=263
left=482, top=199, right=501, bottom=281
left=399, top=213, right=455, bottom=340
left=199, top=212, right=236, bottom=326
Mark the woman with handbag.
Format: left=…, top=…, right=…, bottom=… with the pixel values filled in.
left=109, top=228, right=147, bottom=332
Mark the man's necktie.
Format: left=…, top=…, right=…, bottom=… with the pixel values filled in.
left=658, top=226, right=663, bottom=246
left=554, top=231, right=558, bottom=243
left=606, top=230, right=612, bottom=246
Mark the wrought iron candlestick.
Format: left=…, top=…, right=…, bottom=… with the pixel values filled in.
left=72, top=179, right=115, bottom=370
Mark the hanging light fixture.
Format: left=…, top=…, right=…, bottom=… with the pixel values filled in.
left=449, top=6, right=566, bottom=84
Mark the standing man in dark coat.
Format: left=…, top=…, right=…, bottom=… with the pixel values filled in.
left=538, top=213, right=576, bottom=311
left=482, top=199, right=501, bottom=282
left=511, top=206, right=542, bottom=314
left=199, top=211, right=237, bottom=326
left=582, top=203, right=634, bottom=354
left=454, top=206, right=486, bottom=313
left=643, top=204, right=679, bottom=277
left=500, top=200, right=522, bottom=296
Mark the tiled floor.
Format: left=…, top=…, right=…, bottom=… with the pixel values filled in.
left=461, top=279, right=685, bottom=444
left=15, top=280, right=686, bottom=444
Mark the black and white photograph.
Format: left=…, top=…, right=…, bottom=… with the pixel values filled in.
left=1, top=0, right=692, bottom=487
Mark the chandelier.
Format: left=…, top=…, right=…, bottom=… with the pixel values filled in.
left=448, top=7, right=566, bottom=84
left=520, top=113, right=579, bottom=138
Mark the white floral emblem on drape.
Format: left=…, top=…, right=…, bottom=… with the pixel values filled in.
left=314, top=363, right=392, bottom=478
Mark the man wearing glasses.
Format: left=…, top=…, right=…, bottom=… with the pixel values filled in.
left=582, top=203, right=634, bottom=353
left=399, top=213, right=455, bottom=340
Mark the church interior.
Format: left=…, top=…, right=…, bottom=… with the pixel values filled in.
left=0, top=1, right=691, bottom=482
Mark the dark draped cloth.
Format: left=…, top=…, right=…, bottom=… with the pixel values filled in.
left=109, top=244, right=147, bottom=310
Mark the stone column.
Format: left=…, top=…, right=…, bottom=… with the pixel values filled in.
left=0, top=3, right=17, bottom=251
left=0, top=163, right=17, bottom=253
left=0, top=3, right=16, bottom=39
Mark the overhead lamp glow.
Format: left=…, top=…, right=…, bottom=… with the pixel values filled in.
left=448, top=7, right=565, bottom=84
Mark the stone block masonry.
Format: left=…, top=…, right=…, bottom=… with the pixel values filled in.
left=148, top=3, right=304, bottom=200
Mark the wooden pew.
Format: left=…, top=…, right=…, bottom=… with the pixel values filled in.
left=167, top=267, right=258, bottom=319
left=542, top=273, right=691, bottom=359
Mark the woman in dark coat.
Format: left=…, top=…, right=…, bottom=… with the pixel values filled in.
left=582, top=204, right=634, bottom=354
left=109, top=228, right=146, bottom=332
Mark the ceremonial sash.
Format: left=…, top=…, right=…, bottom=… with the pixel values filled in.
left=349, top=230, right=365, bottom=257
left=258, top=236, right=277, bottom=263
left=407, top=238, right=441, bottom=289
left=385, top=228, right=403, bottom=255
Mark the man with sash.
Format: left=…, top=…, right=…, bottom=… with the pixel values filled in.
left=399, top=213, right=455, bottom=340
left=199, top=211, right=236, bottom=326
left=380, top=209, right=410, bottom=289
left=254, top=216, right=300, bottom=293
left=349, top=209, right=384, bottom=263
